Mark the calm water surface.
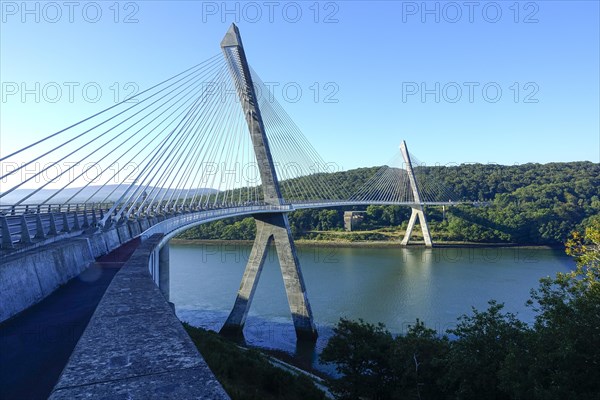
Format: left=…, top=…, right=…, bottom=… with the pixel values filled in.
left=170, top=243, right=573, bottom=371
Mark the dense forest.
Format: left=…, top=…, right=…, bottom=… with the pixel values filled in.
left=176, top=162, right=600, bottom=245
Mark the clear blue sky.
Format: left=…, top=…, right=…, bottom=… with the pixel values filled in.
left=1, top=0, right=599, bottom=172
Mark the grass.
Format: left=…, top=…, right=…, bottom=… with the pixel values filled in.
left=304, top=227, right=410, bottom=242
left=183, top=323, right=328, bottom=400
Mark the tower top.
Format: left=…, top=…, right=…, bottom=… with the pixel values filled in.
left=221, top=23, right=242, bottom=48
left=400, top=140, right=408, bottom=152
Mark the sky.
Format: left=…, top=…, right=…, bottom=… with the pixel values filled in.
left=1, top=0, right=599, bottom=179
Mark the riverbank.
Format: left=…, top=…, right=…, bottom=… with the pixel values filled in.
left=183, top=324, right=329, bottom=400
left=170, top=238, right=558, bottom=250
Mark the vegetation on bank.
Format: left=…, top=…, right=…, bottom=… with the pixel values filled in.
left=183, top=324, right=327, bottom=400
left=176, top=162, right=599, bottom=245
left=320, top=223, right=600, bottom=399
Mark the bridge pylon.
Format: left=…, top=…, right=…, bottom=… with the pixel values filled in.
left=218, top=24, right=317, bottom=340
left=400, top=141, right=433, bottom=247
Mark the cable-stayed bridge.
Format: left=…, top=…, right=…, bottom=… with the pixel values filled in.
left=1, top=24, right=469, bottom=343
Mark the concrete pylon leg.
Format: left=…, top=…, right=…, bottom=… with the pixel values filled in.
left=220, top=219, right=272, bottom=336
left=401, top=206, right=432, bottom=247
left=221, top=213, right=318, bottom=341
left=271, top=213, right=318, bottom=340
left=401, top=208, right=418, bottom=246
left=418, top=208, right=433, bottom=247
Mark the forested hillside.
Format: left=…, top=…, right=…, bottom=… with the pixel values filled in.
left=176, top=162, right=599, bottom=245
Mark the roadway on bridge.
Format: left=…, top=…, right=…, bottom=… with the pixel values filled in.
left=0, top=238, right=140, bottom=399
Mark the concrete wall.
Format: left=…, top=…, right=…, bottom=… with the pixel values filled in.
left=0, top=238, right=94, bottom=323
left=104, top=228, right=121, bottom=252
left=0, top=227, right=142, bottom=324
left=128, top=221, right=141, bottom=238
left=87, top=232, right=109, bottom=257
left=116, top=224, right=132, bottom=244
left=49, top=234, right=229, bottom=399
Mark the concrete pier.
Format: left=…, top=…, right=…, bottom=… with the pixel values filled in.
left=401, top=206, right=433, bottom=247
left=221, top=213, right=317, bottom=340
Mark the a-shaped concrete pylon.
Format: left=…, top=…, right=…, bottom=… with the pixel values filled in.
left=400, top=140, right=433, bottom=247
left=220, top=213, right=317, bottom=340
left=219, top=24, right=317, bottom=340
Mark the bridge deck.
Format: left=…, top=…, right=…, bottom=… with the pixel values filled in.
left=48, top=234, right=229, bottom=399
left=1, top=201, right=469, bottom=255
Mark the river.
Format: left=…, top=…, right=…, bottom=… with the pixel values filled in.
left=170, top=242, right=574, bottom=372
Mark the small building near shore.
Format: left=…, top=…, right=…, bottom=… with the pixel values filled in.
left=344, top=211, right=365, bottom=231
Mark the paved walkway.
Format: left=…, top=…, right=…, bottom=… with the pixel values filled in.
left=49, top=234, right=229, bottom=399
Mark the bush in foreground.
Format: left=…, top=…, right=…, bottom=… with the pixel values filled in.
left=183, top=324, right=327, bottom=400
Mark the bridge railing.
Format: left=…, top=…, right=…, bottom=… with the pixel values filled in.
left=0, top=200, right=211, bottom=250
left=0, top=208, right=107, bottom=251
left=140, top=204, right=294, bottom=244
left=0, top=203, right=112, bottom=216
left=0, top=201, right=284, bottom=252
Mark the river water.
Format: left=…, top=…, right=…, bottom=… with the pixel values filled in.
left=170, top=242, right=573, bottom=372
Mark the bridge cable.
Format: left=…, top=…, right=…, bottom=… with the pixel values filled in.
left=0, top=54, right=222, bottom=164
left=50, top=58, right=228, bottom=207
left=2, top=55, right=226, bottom=205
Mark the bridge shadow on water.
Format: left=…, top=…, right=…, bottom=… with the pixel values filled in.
left=0, top=239, right=140, bottom=400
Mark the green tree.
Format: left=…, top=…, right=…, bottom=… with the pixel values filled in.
left=390, top=320, right=449, bottom=400
left=443, top=300, right=529, bottom=400
left=320, top=319, right=395, bottom=400
left=366, top=205, right=384, bottom=222
left=321, top=319, right=450, bottom=400
left=523, top=223, right=600, bottom=399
